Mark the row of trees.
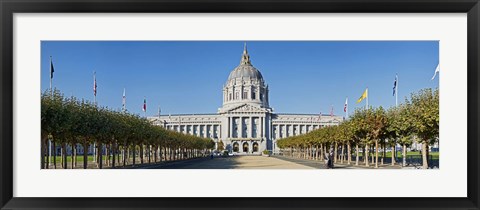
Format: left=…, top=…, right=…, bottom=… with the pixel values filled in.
left=277, top=88, right=439, bottom=169
left=41, top=89, right=215, bottom=169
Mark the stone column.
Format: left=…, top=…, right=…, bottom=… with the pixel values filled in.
left=203, top=125, right=207, bottom=138
left=275, top=125, right=279, bottom=139
left=249, top=116, right=253, bottom=138
left=229, top=117, right=232, bottom=138
left=261, top=117, right=264, bottom=138
left=239, top=117, right=243, bottom=138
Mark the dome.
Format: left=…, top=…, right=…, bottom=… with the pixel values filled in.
left=227, top=65, right=264, bottom=81
left=227, top=43, right=264, bottom=82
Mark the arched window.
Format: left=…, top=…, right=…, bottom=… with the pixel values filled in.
left=235, top=92, right=239, bottom=100
left=229, top=93, right=232, bottom=101
left=252, top=91, right=256, bottom=100
left=243, top=91, right=248, bottom=99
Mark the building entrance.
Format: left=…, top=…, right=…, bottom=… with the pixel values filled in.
left=242, top=142, right=249, bottom=153
left=253, top=142, right=259, bottom=152
left=233, top=142, right=239, bottom=152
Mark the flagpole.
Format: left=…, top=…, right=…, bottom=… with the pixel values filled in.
left=49, top=56, right=52, bottom=166
left=93, top=71, right=96, bottom=165
left=50, top=56, right=53, bottom=96
left=366, top=87, right=368, bottom=110
left=122, top=88, right=126, bottom=113
left=346, top=97, right=348, bottom=119
left=93, top=71, right=96, bottom=106
left=396, top=74, right=398, bottom=107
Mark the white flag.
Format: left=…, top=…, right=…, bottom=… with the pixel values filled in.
left=431, top=63, right=440, bottom=80
left=122, top=88, right=126, bottom=111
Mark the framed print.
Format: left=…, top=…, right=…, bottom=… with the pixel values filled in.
left=1, top=0, right=479, bottom=209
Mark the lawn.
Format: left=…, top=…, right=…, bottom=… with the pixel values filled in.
left=49, top=155, right=95, bottom=164
left=355, top=151, right=439, bottom=160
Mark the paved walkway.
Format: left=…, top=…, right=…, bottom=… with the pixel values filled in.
left=273, top=155, right=403, bottom=169
left=137, top=155, right=314, bottom=169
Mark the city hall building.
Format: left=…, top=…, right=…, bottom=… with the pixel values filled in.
left=148, top=44, right=343, bottom=154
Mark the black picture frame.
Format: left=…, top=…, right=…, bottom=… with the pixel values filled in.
left=1, top=0, right=479, bottom=209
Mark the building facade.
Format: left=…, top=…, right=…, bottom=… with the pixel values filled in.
left=149, top=44, right=343, bottom=154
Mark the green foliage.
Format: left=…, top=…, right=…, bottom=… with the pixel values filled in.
left=277, top=88, right=439, bottom=151
left=41, top=89, right=214, bottom=151
left=217, top=140, right=225, bottom=151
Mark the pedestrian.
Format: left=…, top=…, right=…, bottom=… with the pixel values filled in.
left=328, top=148, right=334, bottom=169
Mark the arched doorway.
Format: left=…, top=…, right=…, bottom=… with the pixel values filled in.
left=242, top=142, right=249, bottom=153
left=253, top=142, right=259, bottom=152
left=233, top=142, right=239, bottom=152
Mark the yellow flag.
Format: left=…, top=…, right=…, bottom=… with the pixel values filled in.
left=356, top=88, right=368, bottom=103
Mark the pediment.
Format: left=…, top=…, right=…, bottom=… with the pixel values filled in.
left=227, top=104, right=266, bottom=113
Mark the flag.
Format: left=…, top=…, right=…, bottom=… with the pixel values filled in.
left=393, top=74, right=397, bottom=96
left=50, top=57, right=55, bottom=79
left=142, top=97, right=147, bottom=112
left=357, top=88, right=368, bottom=103
left=318, top=112, right=322, bottom=121
left=431, top=63, right=440, bottom=80
left=122, top=88, right=126, bottom=111
left=93, top=72, right=97, bottom=97
left=344, top=97, right=348, bottom=112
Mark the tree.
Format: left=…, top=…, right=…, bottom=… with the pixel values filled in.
left=406, top=88, right=439, bottom=169
left=217, top=140, right=225, bottom=151
left=387, top=105, right=414, bottom=166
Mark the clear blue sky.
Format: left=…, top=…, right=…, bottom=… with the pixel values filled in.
left=41, top=41, right=439, bottom=117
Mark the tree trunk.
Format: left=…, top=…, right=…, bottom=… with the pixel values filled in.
left=123, top=145, right=127, bottom=167
left=74, top=144, right=78, bottom=168
left=148, top=145, right=151, bottom=163
left=53, top=141, right=57, bottom=169
left=117, top=146, right=120, bottom=165
left=60, top=145, right=64, bottom=168
left=99, top=143, right=103, bottom=169
left=402, top=144, right=407, bottom=167
left=140, top=144, right=144, bottom=164
left=334, top=142, right=338, bottom=163
left=71, top=143, right=75, bottom=169
left=365, top=144, right=369, bottom=167
left=371, top=144, right=375, bottom=164
left=422, top=140, right=428, bottom=169
left=320, top=144, right=323, bottom=161
left=105, top=144, right=110, bottom=166
left=340, top=144, right=344, bottom=164
left=381, top=141, right=385, bottom=165
left=362, top=146, right=366, bottom=164
left=112, top=142, right=116, bottom=168
left=391, top=142, right=396, bottom=166
left=83, top=139, right=88, bottom=169
left=375, top=140, right=379, bottom=168
left=355, top=144, right=359, bottom=166
left=347, top=142, right=351, bottom=165
left=133, top=144, right=136, bottom=166
left=46, top=140, right=51, bottom=169
left=62, top=143, right=67, bottom=169
left=41, top=137, right=46, bottom=169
